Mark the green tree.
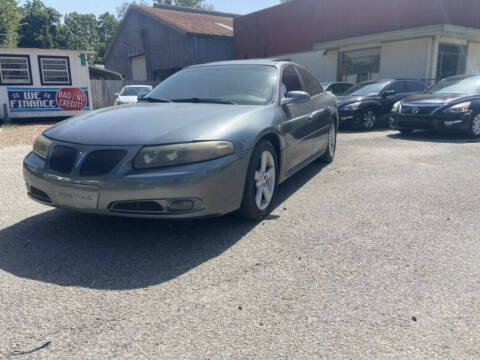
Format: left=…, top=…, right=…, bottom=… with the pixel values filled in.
left=154, top=0, right=214, bottom=10
left=96, top=12, right=119, bottom=60
left=0, top=0, right=22, bottom=47
left=57, top=12, right=99, bottom=61
left=18, top=0, right=61, bottom=48
left=116, top=0, right=149, bottom=19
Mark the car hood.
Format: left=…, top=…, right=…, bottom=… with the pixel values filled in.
left=401, top=93, right=466, bottom=104
left=44, top=103, right=269, bottom=146
left=117, top=95, right=138, bottom=103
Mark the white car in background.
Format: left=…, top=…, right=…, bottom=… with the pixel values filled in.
left=114, top=85, right=153, bottom=106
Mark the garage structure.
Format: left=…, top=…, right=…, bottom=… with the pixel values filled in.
left=234, top=0, right=480, bottom=83
left=104, top=4, right=236, bottom=81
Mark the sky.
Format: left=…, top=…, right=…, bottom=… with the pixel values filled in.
left=19, top=0, right=281, bottom=16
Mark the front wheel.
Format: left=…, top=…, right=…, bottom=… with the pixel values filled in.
left=468, top=113, right=480, bottom=138
left=319, top=122, right=337, bottom=163
left=357, top=109, right=377, bottom=131
left=239, top=140, right=278, bottom=221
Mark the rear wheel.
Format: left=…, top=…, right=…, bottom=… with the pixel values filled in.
left=357, top=109, right=377, bottom=131
left=468, top=113, right=480, bottom=138
left=319, top=122, right=337, bottom=163
left=239, top=140, right=277, bottom=221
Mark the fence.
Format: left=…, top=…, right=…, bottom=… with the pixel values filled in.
left=90, top=80, right=159, bottom=110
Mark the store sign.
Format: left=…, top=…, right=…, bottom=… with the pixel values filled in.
left=7, top=87, right=90, bottom=113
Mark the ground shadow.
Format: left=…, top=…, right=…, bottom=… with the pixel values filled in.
left=0, top=162, right=326, bottom=290
left=387, top=130, right=480, bottom=144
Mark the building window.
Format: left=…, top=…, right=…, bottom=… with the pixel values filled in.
left=436, top=44, right=467, bottom=80
left=338, top=48, right=380, bottom=83
left=0, top=55, right=32, bottom=85
left=38, top=56, right=71, bottom=85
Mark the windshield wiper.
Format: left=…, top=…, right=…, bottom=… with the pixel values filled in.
left=171, top=97, right=237, bottom=105
left=140, top=96, right=172, bottom=103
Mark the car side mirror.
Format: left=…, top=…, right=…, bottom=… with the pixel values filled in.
left=281, top=91, right=310, bottom=106
left=137, top=93, right=146, bottom=100
left=384, top=90, right=396, bottom=97
left=114, top=93, right=119, bottom=97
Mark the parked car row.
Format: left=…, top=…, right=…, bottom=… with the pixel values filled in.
left=321, top=75, right=480, bottom=138
left=22, top=60, right=480, bottom=223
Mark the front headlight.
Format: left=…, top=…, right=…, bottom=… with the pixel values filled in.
left=133, top=141, right=234, bottom=169
left=33, top=134, right=52, bottom=159
left=392, top=101, right=402, bottom=113
left=444, top=102, right=471, bottom=114
left=342, top=101, right=361, bottom=111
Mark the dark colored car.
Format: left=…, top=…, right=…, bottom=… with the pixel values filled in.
left=392, top=75, right=480, bottom=137
left=321, top=82, right=354, bottom=96
left=337, top=79, right=427, bottom=130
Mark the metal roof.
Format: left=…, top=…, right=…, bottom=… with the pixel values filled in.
left=133, top=5, right=234, bottom=37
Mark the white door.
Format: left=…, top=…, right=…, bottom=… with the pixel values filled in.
left=131, top=55, right=147, bottom=81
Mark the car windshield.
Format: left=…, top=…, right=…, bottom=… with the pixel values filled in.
left=343, top=81, right=390, bottom=96
left=121, top=87, right=151, bottom=96
left=426, top=77, right=480, bottom=95
left=147, top=65, right=277, bottom=105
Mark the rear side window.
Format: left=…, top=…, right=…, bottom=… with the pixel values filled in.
left=342, top=83, right=354, bottom=93
left=328, top=84, right=344, bottom=95
left=386, top=81, right=408, bottom=93
left=282, top=65, right=303, bottom=95
left=298, top=67, right=322, bottom=96
left=406, top=81, right=427, bottom=92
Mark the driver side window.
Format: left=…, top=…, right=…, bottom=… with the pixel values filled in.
left=282, top=65, right=303, bottom=97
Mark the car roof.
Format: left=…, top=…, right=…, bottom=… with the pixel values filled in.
left=123, top=85, right=152, bottom=88
left=190, top=59, right=294, bottom=69
left=440, top=74, right=480, bottom=82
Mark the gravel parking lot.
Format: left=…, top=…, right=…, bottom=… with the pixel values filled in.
left=1, top=128, right=479, bottom=359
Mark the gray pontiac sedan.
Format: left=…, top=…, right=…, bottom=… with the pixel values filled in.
left=23, top=60, right=338, bottom=220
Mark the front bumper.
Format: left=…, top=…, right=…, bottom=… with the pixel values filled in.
left=23, top=148, right=251, bottom=219
left=392, top=113, right=471, bottom=131
left=338, top=109, right=357, bottom=123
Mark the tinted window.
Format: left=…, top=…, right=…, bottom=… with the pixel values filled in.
left=343, top=81, right=390, bottom=96
left=147, top=65, right=277, bottom=105
left=386, top=81, right=407, bottom=93
left=298, top=67, right=322, bottom=96
left=282, top=65, right=303, bottom=95
left=406, top=81, right=427, bottom=92
left=341, top=83, right=354, bottom=93
left=328, top=84, right=344, bottom=95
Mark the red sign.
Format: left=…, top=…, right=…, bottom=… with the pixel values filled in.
left=56, top=88, right=88, bottom=111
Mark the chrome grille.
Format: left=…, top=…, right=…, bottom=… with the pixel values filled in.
left=400, top=104, right=440, bottom=116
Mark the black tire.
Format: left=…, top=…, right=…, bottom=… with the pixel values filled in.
left=239, top=140, right=278, bottom=221
left=399, top=129, right=414, bottom=136
left=318, top=122, right=337, bottom=163
left=356, top=108, right=377, bottom=131
left=468, top=113, right=480, bottom=138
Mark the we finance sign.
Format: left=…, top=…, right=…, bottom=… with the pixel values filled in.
left=7, top=87, right=90, bottom=113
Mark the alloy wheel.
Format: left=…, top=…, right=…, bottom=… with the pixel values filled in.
left=362, top=111, right=376, bottom=129
left=472, top=114, right=480, bottom=136
left=254, top=151, right=276, bottom=210
left=328, top=123, right=336, bottom=157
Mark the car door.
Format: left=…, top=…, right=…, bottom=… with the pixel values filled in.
left=297, top=67, right=332, bottom=155
left=382, top=80, right=409, bottom=113
left=280, top=65, right=315, bottom=172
